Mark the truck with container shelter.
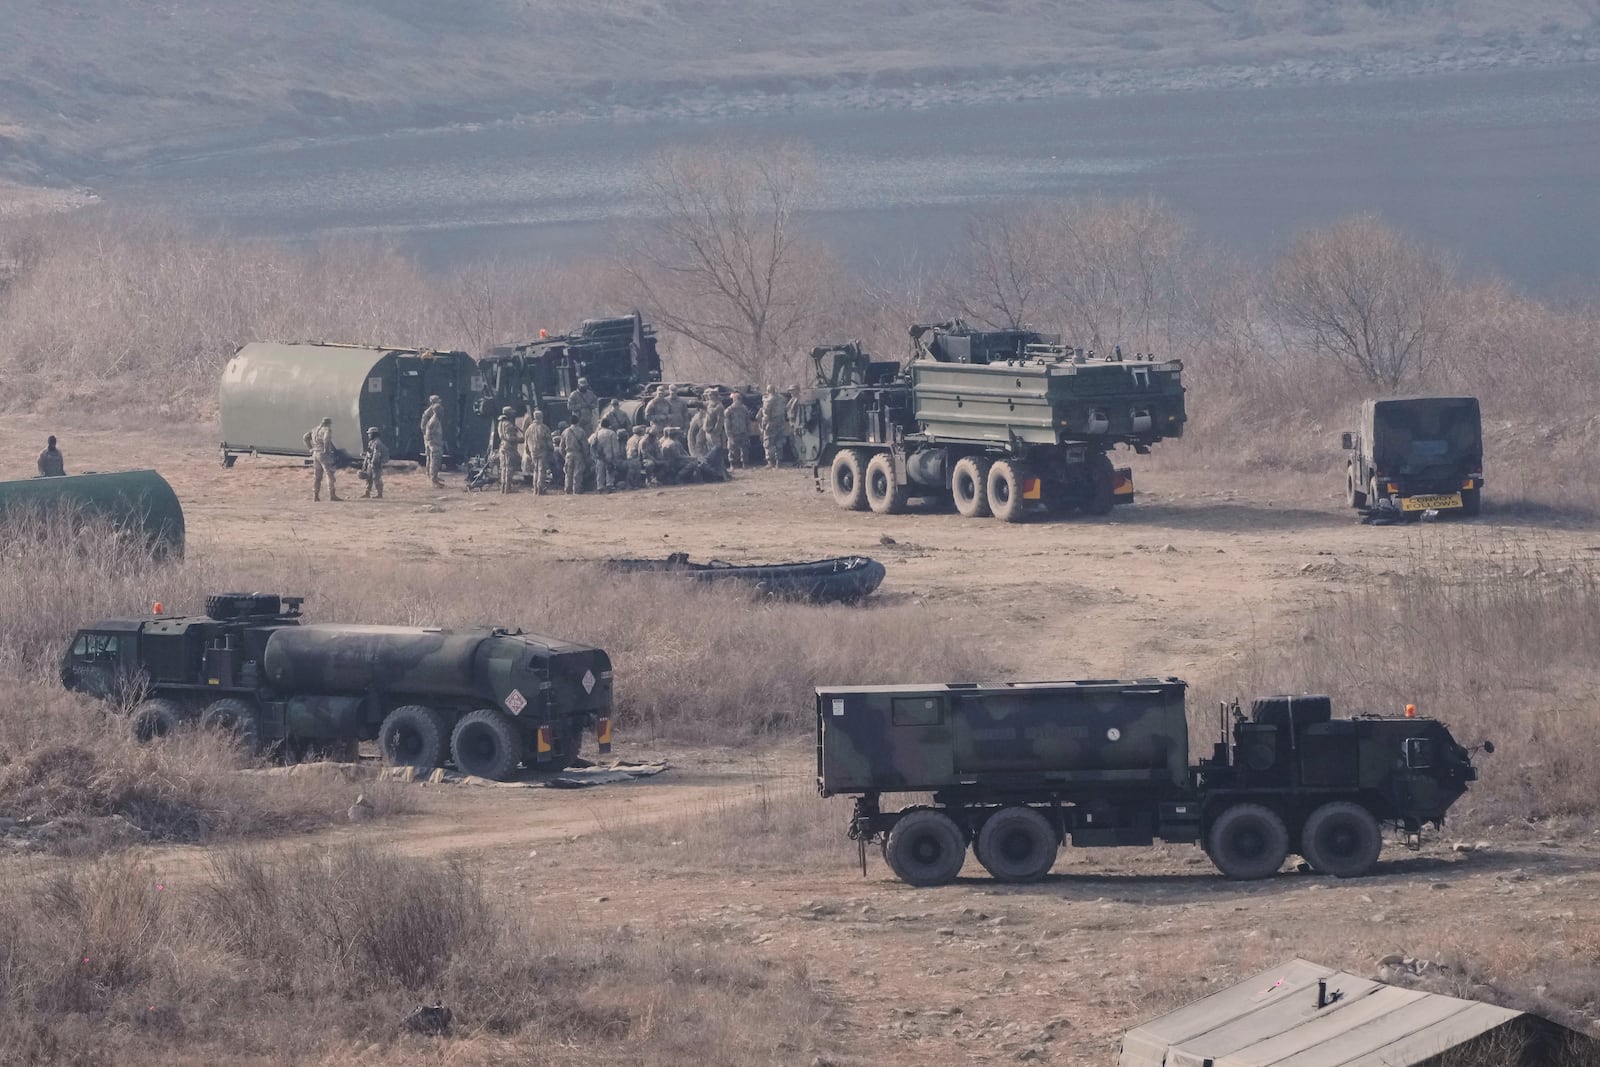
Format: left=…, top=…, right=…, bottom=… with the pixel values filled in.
left=60, top=592, right=613, bottom=780
left=818, top=679, right=1486, bottom=886
left=795, top=322, right=1187, bottom=521
left=219, top=342, right=480, bottom=467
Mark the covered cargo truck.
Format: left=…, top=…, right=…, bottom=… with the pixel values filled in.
left=220, top=342, right=479, bottom=466
left=796, top=321, right=1186, bottom=521
left=60, top=592, right=613, bottom=780
left=0, top=469, right=184, bottom=557
left=819, top=680, right=1485, bottom=885
left=1342, top=396, right=1484, bottom=517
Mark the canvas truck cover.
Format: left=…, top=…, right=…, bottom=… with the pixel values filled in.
left=1362, top=396, right=1482, bottom=476
left=221, top=342, right=477, bottom=462
left=0, top=469, right=184, bottom=557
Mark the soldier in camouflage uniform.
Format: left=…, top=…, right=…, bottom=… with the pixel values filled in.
left=758, top=385, right=786, bottom=469
left=420, top=395, right=446, bottom=488
left=567, top=377, right=599, bottom=433
left=361, top=427, right=389, bottom=499
left=643, top=384, right=675, bottom=430
left=623, top=425, right=649, bottom=488
left=521, top=408, right=551, bottom=495
left=599, top=398, right=629, bottom=433
left=559, top=419, right=589, bottom=495
left=687, top=404, right=709, bottom=460
left=495, top=406, right=522, bottom=494
left=701, top=390, right=727, bottom=458
left=724, top=391, right=752, bottom=469
left=589, top=422, right=621, bottom=493
left=303, top=416, right=341, bottom=501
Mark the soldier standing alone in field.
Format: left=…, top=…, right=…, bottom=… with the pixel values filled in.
left=522, top=408, right=551, bottom=494
left=724, top=391, right=751, bottom=469
left=420, top=395, right=446, bottom=488
left=567, top=377, right=599, bottom=433
left=361, top=427, right=389, bottom=499
left=495, top=407, right=522, bottom=495
left=36, top=436, right=65, bottom=477
left=758, top=386, right=786, bottom=469
left=559, top=419, right=589, bottom=495
left=303, top=417, right=341, bottom=501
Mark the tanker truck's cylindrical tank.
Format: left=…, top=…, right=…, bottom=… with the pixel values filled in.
left=262, top=624, right=489, bottom=697
left=0, top=469, right=184, bottom=558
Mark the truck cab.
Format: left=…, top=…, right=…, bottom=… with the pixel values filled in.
left=1343, top=396, right=1483, bottom=516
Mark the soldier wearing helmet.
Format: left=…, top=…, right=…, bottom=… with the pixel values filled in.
left=723, top=390, right=752, bottom=469
left=361, top=427, right=389, bottom=499
left=420, top=395, right=446, bottom=487
left=559, top=417, right=589, bottom=494
left=568, top=377, right=599, bottom=433
left=495, top=406, right=522, bottom=495
left=643, top=384, right=674, bottom=430
left=758, top=385, right=786, bottom=469
left=521, top=406, right=552, bottom=495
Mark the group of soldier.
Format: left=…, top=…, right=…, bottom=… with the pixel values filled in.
left=301, top=379, right=802, bottom=501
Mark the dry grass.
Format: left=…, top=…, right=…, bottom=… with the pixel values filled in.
left=0, top=846, right=828, bottom=1066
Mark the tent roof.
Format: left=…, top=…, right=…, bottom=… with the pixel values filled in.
left=1120, top=959, right=1523, bottom=1067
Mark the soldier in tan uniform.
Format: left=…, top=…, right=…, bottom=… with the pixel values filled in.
left=724, top=392, right=752, bottom=469
left=559, top=420, right=589, bottom=495
left=522, top=408, right=551, bottom=494
left=494, top=407, right=522, bottom=494
left=303, top=416, right=341, bottom=501
left=361, top=427, right=389, bottom=499
left=758, top=385, right=786, bottom=469
left=420, top=395, right=446, bottom=488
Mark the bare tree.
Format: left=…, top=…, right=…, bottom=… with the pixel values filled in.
left=619, top=143, right=833, bottom=384
left=1270, top=215, right=1454, bottom=389
left=944, top=208, right=1055, bottom=330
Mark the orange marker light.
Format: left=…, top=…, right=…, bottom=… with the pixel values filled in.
left=1405, top=704, right=1417, bottom=718
left=538, top=328, right=548, bottom=339
left=152, top=602, right=164, bottom=615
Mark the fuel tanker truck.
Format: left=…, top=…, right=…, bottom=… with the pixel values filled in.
left=818, top=679, right=1488, bottom=885
left=61, top=593, right=613, bottom=780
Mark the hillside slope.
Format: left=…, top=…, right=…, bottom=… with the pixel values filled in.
left=1, top=0, right=1593, bottom=183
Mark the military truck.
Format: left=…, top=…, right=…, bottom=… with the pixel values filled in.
left=474, top=312, right=662, bottom=432
left=1342, top=397, right=1484, bottom=517
left=60, top=593, right=614, bottom=781
left=794, top=322, right=1186, bottom=521
left=818, top=679, right=1486, bottom=885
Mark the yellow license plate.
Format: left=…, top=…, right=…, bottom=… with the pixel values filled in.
left=1401, top=493, right=1463, bottom=511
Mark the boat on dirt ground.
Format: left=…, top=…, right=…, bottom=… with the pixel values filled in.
left=601, top=553, right=886, bottom=603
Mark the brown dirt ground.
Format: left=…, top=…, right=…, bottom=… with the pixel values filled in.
left=6, top=417, right=1600, bottom=1064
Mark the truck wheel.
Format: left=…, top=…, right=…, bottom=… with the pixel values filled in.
left=1301, top=801, right=1382, bottom=878
left=132, top=698, right=185, bottom=742
left=830, top=450, right=869, bottom=512
left=987, top=460, right=1032, bottom=524
left=865, top=454, right=908, bottom=514
left=883, top=810, right=967, bottom=887
left=975, top=807, right=1058, bottom=883
left=1084, top=453, right=1116, bottom=516
left=200, top=698, right=261, bottom=755
left=451, top=709, right=523, bottom=781
left=1346, top=467, right=1367, bottom=509
left=1206, top=803, right=1289, bottom=881
left=380, top=704, right=449, bottom=770
left=951, top=457, right=992, bottom=518
left=1461, top=487, right=1481, bottom=517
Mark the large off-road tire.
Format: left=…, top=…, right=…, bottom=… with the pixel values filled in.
left=864, top=453, right=909, bottom=514
left=830, top=449, right=869, bottom=512
left=131, top=698, right=185, bottom=743
left=199, top=697, right=261, bottom=755
left=379, top=704, right=450, bottom=770
left=1346, top=467, right=1367, bottom=509
left=205, top=593, right=281, bottom=620
left=1084, top=452, right=1116, bottom=516
left=975, top=806, right=1058, bottom=883
left=1207, top=803, right=1290, bottom=881
left=1460, top=487, right=1482, bottom=517
left=987, top=460, right=1032, bottom=524
left=951, top=457, right=992, bottom=518
left=451, top=709, right=523, bottom=781
left=883, top=809, right=967, bottom=887
left=1300, top=801, right=1382, bottom=878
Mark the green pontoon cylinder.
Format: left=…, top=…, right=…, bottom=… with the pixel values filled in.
left=0, top=469, right=185, bottom=558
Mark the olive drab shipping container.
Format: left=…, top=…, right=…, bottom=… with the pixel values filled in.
left=220, top=342, right=480, bottom=465
left=0, top=469, right=185, bottom=557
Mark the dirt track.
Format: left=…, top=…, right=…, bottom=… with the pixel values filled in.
left=8, top=417, right=1600, bottom=1063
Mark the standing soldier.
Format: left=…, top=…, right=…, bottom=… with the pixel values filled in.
left=687, top=404, right=709, bottom=460
left=361, top=427, right=390, bottom=499
left=303, top=416, right=341, bottom=501
left=589, top=422, right=621, bottom=493
left=623, top=425, right=649, bottom=488
left=758, top=385, right=786, bottom=469
left=420, top=395, right=446, bottom=488
left=559, top=419, right=589, bottom=495
left=495, top=406, right=522, bottom=494
left=724, top=391, right=752, bottom=470
left=643, top=384, right=674, bottom=430
left=36, top=435, right=65, bottom=477
left=522, top=408, right=551, bottom=495
left=701, top=389, right=727, bottom=459
left=599, top=398, right=629, bottom=433
left=567, top=377, right=599, bottom=433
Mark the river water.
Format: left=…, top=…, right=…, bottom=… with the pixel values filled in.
left=107, top=63, right=1599, bottom=293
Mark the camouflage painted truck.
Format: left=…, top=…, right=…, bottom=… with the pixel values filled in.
left=1342, top=396, right=1484, bottom=517
left=60, top=593, right=613, bottom=780
left=818, top=680, right=1487, bottom=885
left=794, top=322, right=1186, bottom=521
